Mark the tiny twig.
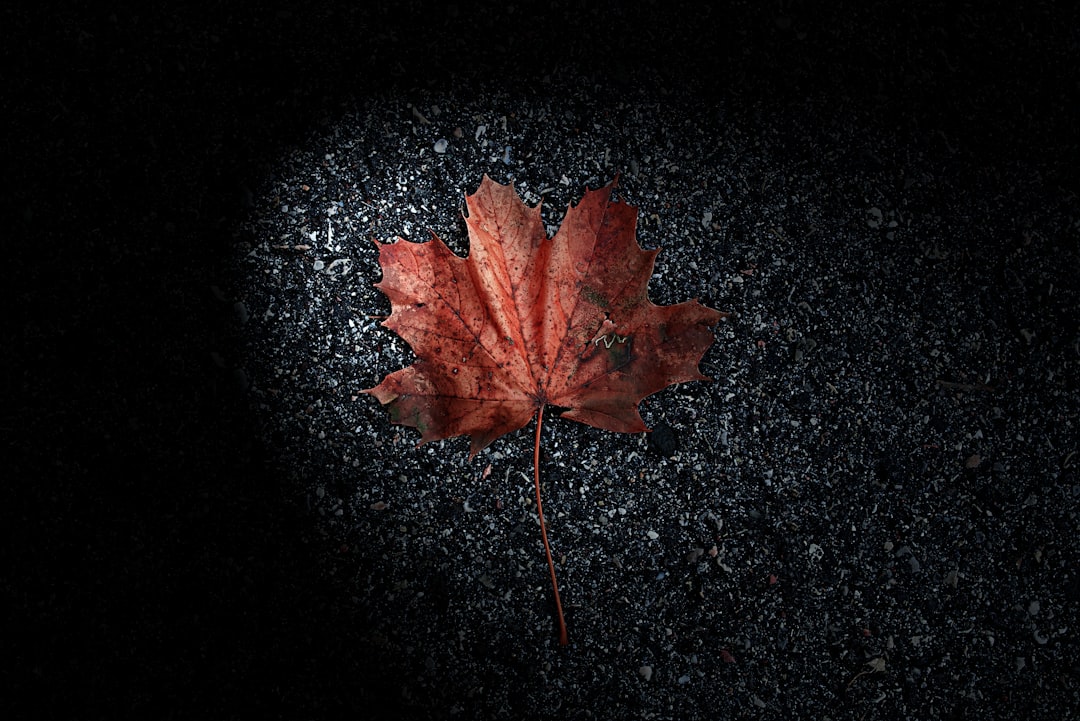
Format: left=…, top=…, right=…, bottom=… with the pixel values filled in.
left=846, top=669, right=872, bottom=689
left=936, top=379, right=996, bottom=393
left=847, top=657, right=887, bottom=689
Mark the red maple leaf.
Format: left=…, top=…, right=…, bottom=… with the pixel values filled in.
left=365, top=175, right=726, bottom=644
left=366, top=175, right=725, bottom=454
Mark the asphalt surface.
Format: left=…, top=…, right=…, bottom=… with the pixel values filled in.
left=6, top=2, right=1078, bottom=719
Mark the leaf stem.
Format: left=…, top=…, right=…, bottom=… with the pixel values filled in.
left=534, top=405, right=568, bottom=646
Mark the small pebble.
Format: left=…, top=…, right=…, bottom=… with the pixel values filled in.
left=322, top=258, right=352, bottom=277
left=685, top=548, right=705, bottom=563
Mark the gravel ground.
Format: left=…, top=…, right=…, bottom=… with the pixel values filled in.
left=230, top=74, right=1080, bottom=720
left=6, top=2, right=1078, bottom=720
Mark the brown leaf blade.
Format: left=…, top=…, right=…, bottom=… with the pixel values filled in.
left=365, top=175, right=727, bottom=458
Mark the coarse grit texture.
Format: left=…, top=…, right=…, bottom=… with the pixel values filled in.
left=234, top=75, right=1078, bottom=719
left=7, top=2, right=1078, bottom=720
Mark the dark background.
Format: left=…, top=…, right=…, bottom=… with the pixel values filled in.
left=5, top=1, right=1076, bottom=717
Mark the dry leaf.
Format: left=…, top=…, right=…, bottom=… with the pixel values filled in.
left=365, top=175, right=726, bottom=457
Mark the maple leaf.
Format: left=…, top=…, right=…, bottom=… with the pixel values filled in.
left=364, top=175, right=727, bottom=645
left=365, top=175, right=726, bottom=457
